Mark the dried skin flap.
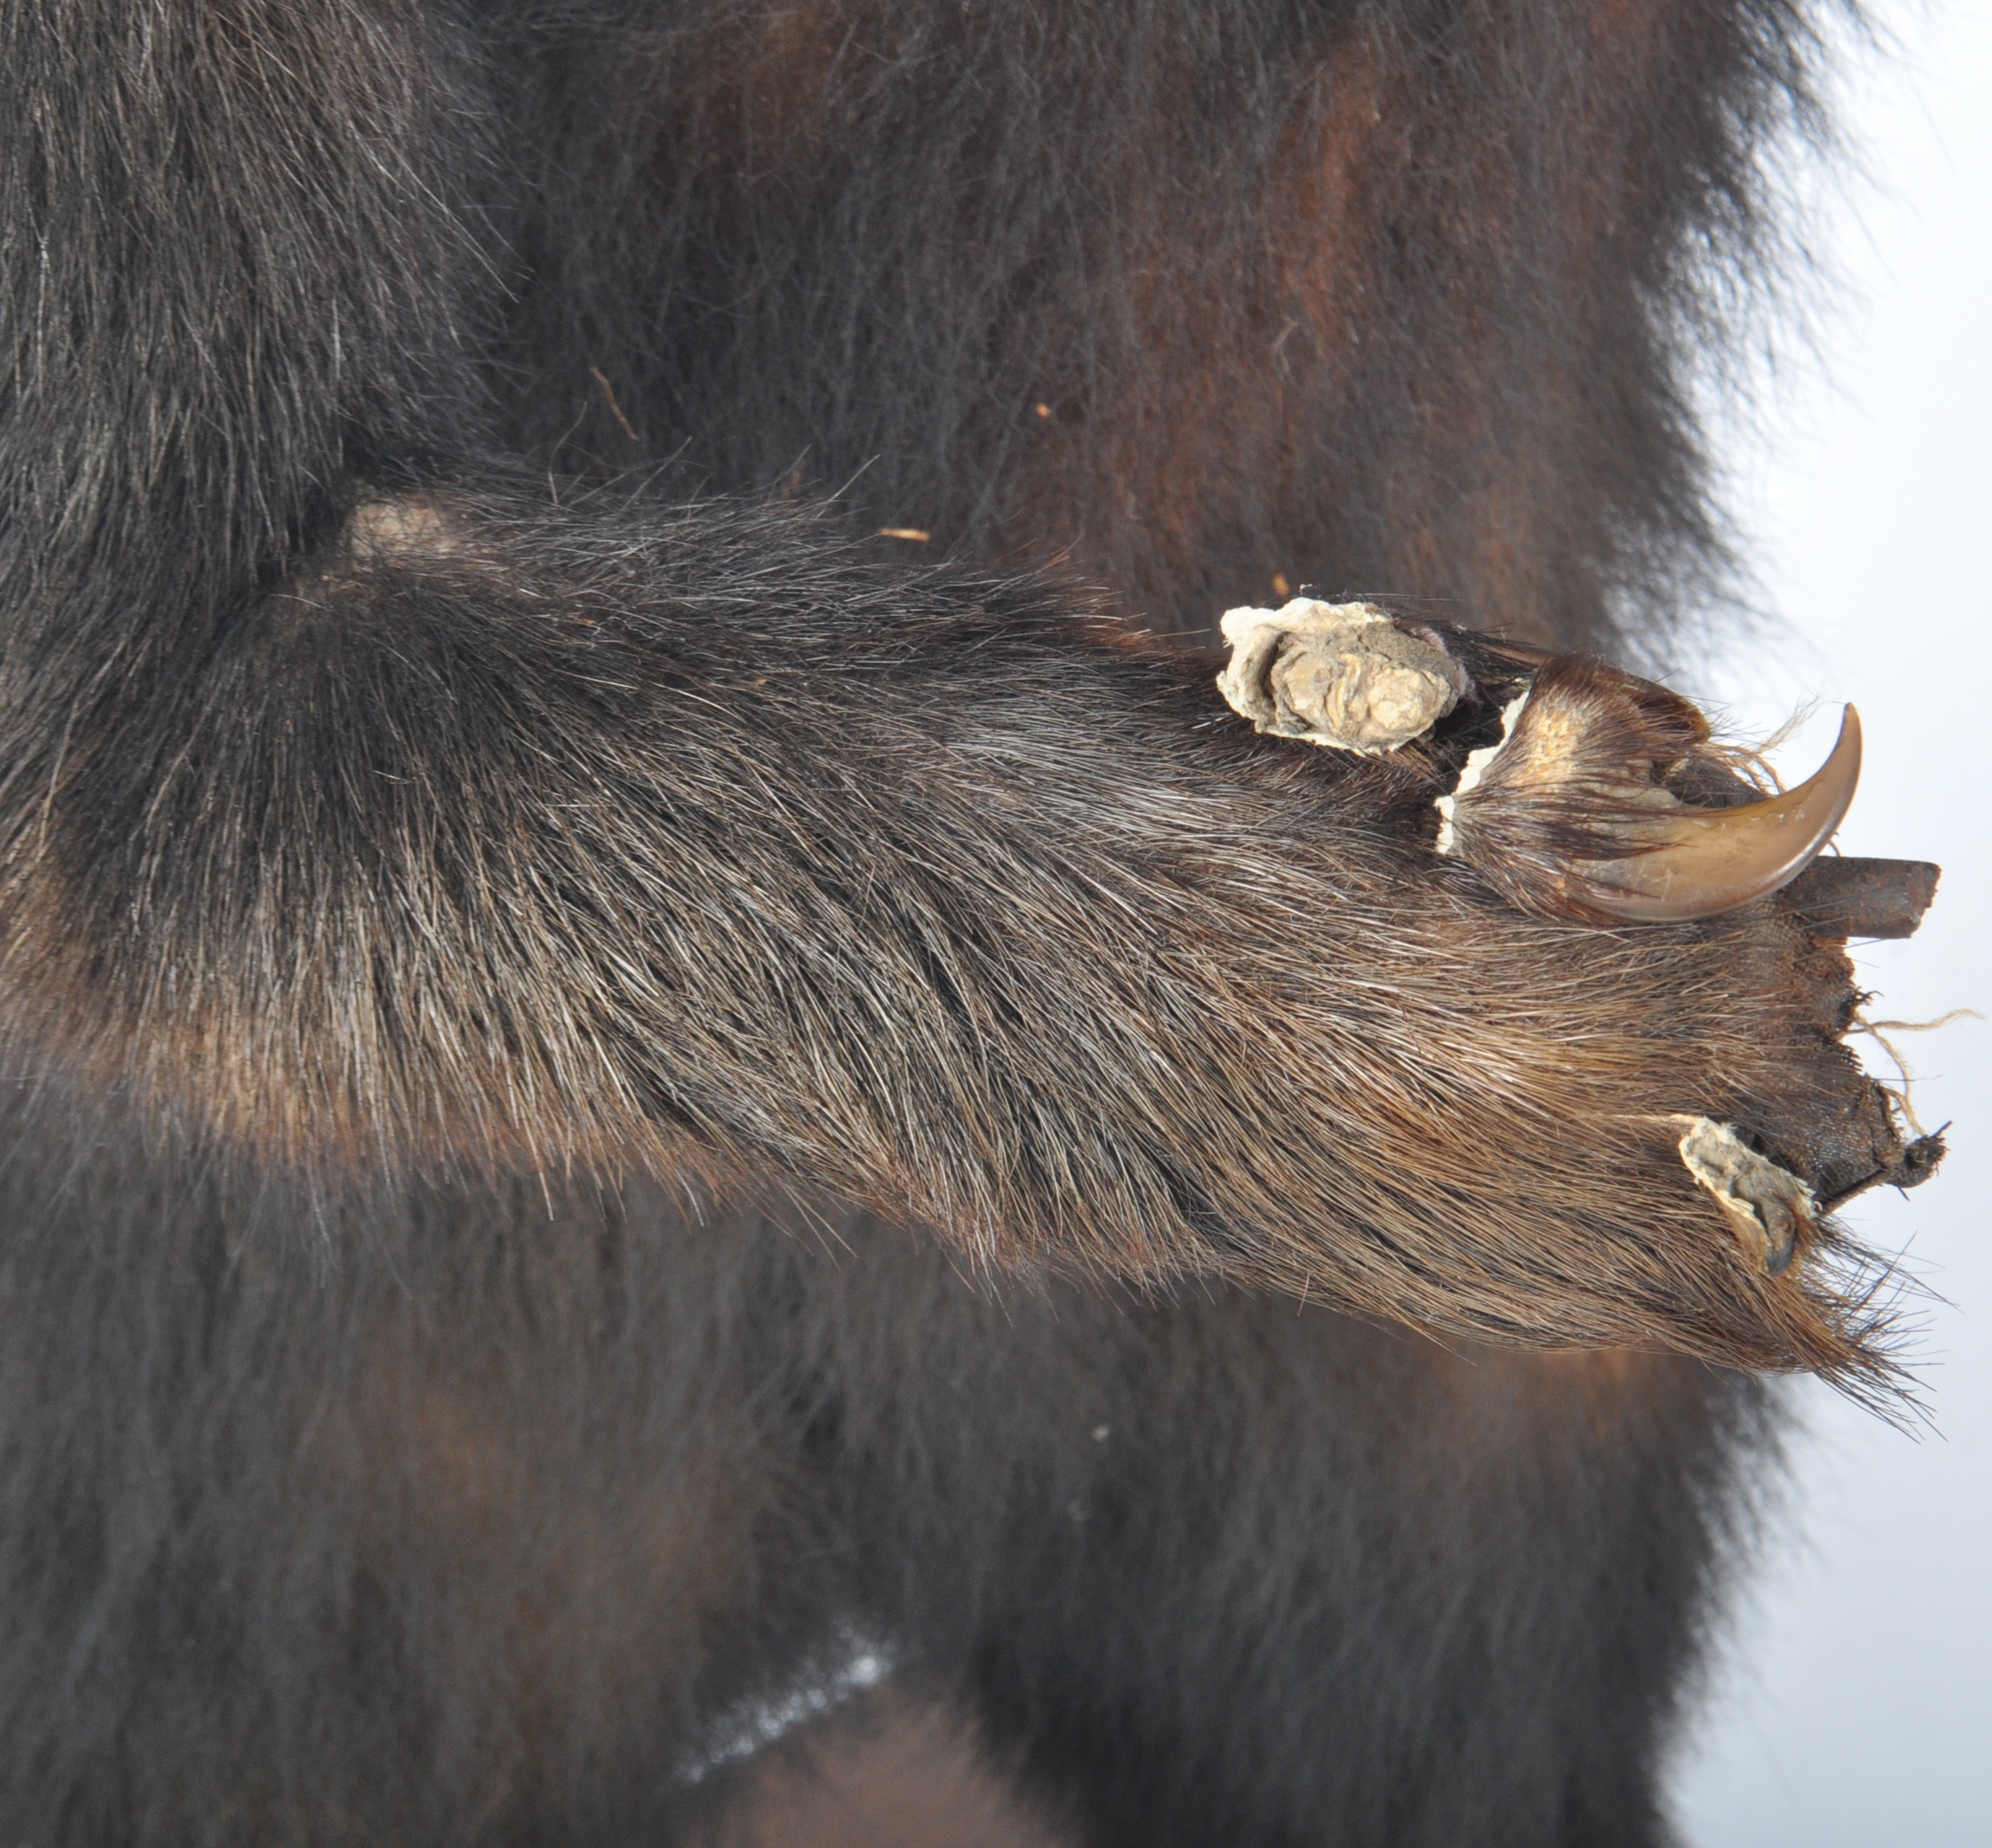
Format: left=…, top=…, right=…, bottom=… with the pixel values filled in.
left=1674, top=1116, right=1815, bottom=1276
left=1217, top=600, right=1462, bottom=754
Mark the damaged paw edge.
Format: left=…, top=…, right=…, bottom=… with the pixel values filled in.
left=1433, top=688, right=1531, bottom=857
left=1666, top=1114, right=1816, bottom=1278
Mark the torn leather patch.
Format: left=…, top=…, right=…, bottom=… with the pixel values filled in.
left=1673, top=1116, right=1816, bottom=1277
left=1217, top=600, right=1465, bottom=754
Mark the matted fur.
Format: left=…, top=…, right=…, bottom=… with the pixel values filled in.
left=0, top=1, right=1925, bottom=1843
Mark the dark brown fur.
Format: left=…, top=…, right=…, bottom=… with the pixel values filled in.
left=0, top=483, right=1921, bottom=1375
left=0, top=1, right=1937, bottom=1841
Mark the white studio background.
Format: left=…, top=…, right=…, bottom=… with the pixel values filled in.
left=1667, top=3, right=1991, bottom=1841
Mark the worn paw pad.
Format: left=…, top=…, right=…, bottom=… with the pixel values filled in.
left=1216, top=600, right=1468, bottom=754
left=1673, top=1117, right=1815, bottom=1276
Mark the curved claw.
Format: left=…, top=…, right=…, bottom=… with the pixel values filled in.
left=1573, top=706, right=1863, bottom=923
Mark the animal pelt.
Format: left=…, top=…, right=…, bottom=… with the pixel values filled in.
left=0, top=0, right=1929, bottom=1843
left=0, top=1144, right=1772, bottom=1845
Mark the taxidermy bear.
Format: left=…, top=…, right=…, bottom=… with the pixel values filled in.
left=0, top=1, right=1945, bottom=1843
